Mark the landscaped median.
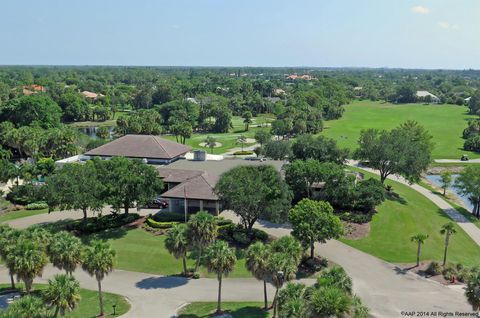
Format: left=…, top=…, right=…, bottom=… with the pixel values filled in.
left=0, top=283, right=130, bottom=318
left=342, top=168, right=480, bottom=266
left=177, top=302, right=269, bottom=318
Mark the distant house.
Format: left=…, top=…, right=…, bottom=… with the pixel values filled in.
left=185, top=97, right=199, bottom=104
left=465, top=97, right=472, bottom=103
left=285, top=74, right=315, bottom=81
left=21, top=84, right=47, bottom=96
left=273, top=88, right=286, bottom=96
left=416, top=90, right=440, bottom=104
left=81, top=90, right=105, bottom=100
left=156, top=168, right=220, bottom=214
left=85, top=134, right=191, bottom=164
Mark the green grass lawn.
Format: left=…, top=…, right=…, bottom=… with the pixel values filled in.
left=178, top=302, right=269, bottom=318
left=322, top=100, right=477, bottom=159
left=0, top=209, right=48, bottom=223
left=163, top=115, right=273, bottom=154
left=86, top=228, right=252, bottom=278
left=0, top=283, right=130, bottom=318
left=341, top=168, right=480, bottom=266
left=68, top=111, right=130, bottom=128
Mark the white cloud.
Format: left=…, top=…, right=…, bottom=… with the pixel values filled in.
left=438, top=21, right=460, bottom=30
left=411, top=6, right=430, bottom=14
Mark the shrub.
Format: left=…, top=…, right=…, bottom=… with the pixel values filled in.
left=442, top=263, right=459, bottom=281
left=233, top=150, right=254, bottom=156
left=216, top=218, right=233, bottom=227
left=6, top=184, right=46, bottom=205
left=425, top=261, right=441, bottom=276
left=146, top=218, right=179, bottom=229
left=26, top=202, right=49, bottom=210
left=337, top=212, right=372, bottom=224
left=192, top=272, right=200, bottom=279
left=217, top=223, right=268, bottom=246
left=66, top=213, right=140, bottom=234
left=152, top=211, right=186, bottom=223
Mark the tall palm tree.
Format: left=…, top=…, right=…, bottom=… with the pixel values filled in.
left=48, top=231, right=84, bottom=276
left=440, top=222, right=457, bottom=266
left=245, top=241, right=271, bottom=310
left=236, top=135, right=247, bottom=151
left=267, top=252, right=299, bottom=318
left=187, top=211, right=217, bottom=272
left=8, top=238, right=48, bottom=294
left=465, top=271, right=480, bottom=311
left=43, top=274, right=81, bottom=318
left=410, top=234, right=429, bottom=267
left=165, top=224, right=189, bottom=276
left=204, top=136, right=217, bottom=154
left=82, top=240, right=116, bottom=316
left=0, top=225, right=20, bottom=289
left=204, top=240, right=237, bottom=314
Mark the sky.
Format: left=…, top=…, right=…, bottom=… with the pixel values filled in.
left=0, top=0, right=479, bottom=69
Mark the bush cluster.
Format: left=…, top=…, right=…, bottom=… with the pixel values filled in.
left=233, top=150, right=254, bottom=156
left=336, top=211, right=373, bottom=224
left=6, top=184, right=46, bottom=205
left=425, top=261, right=441, bottom=276
left=26, top=202, right=49, bottom=210
left=152, top=211, right=187, bottom=223
left=218, top=223, right=268, bottom=247
left=146, top=218, right=179, bottom=229
left=66, top=213, right=140, bottom=234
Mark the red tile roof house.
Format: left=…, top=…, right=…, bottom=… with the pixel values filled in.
left=84, top=134, right=191, bottom=164
left=156, top=168, right=221, bottom=215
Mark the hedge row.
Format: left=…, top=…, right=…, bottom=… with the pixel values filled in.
left=146, top=218, right=179, bottom=229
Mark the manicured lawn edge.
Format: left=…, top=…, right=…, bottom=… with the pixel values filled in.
left=178, top=301, right=270, bottom=318
left=0, top=208, right=49, bottom=223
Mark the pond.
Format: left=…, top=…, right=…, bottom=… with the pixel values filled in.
left=77, top=126, right=114, bottom=139
left=425, top=174, right=473, bottom=211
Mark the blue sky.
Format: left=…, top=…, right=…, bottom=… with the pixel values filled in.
left=1, top=0, right=478, bottom=69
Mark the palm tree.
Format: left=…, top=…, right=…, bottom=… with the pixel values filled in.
left=2, top=295, right=48, bottom=318
left=204, top=241, right=237, bottom=314
left=440, top=222, right=457, bottom=266
left=187, top=211, right=217, bottom=272
left=317, top=267, right=353, bottom=295
left=43, top=274, right=81, bottom=317
left=440, top=171, right=452, bottom=196
left=465, top=271, right=480, bottom=311
left=242, top=111, right=253, bottom=131
left=270, top=236, right=303, bottom=265
left=8, top=238, right=48, bottom=294
left=277, top=283, right=307, bottom=318
left=48, top=231, right=84, bottom=276
left=236, top=135, right=247, bottom=152
left=82, top=240, right=116, bottom=316
left=0, top=225, right=20, bottom=289
left=267, top=252, right=299, bottom=318
left=245, top=241, right=271, bottom=310
left=204, top=136, right=217, bottom=154
left=308, top=285, right=352, bottom=317
left=410, top=234, right=429, bottom=267
left=165, top=224, right=189, bottom=276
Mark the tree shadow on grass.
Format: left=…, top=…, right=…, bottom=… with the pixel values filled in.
left=80, top=227, right=129, bottom=244
left=385, top=192, right=408, bottom=205
left=178, top=306, right=269, bottom=318
left=135, top=276, right=189, bottom=290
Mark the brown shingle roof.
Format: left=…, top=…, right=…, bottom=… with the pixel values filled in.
left=85, top=135, right=191, bottom=160
left=156, top=168, right=204, bottom=183
left=159, top=169, right=219, bottom=201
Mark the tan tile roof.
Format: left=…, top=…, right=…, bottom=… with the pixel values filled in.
left=85, top=135, right=191, bottom=160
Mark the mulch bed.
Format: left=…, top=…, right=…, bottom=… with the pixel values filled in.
left=395, top=262, right=464, bottom=286
left=343, top=222, right=370, bottom=240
